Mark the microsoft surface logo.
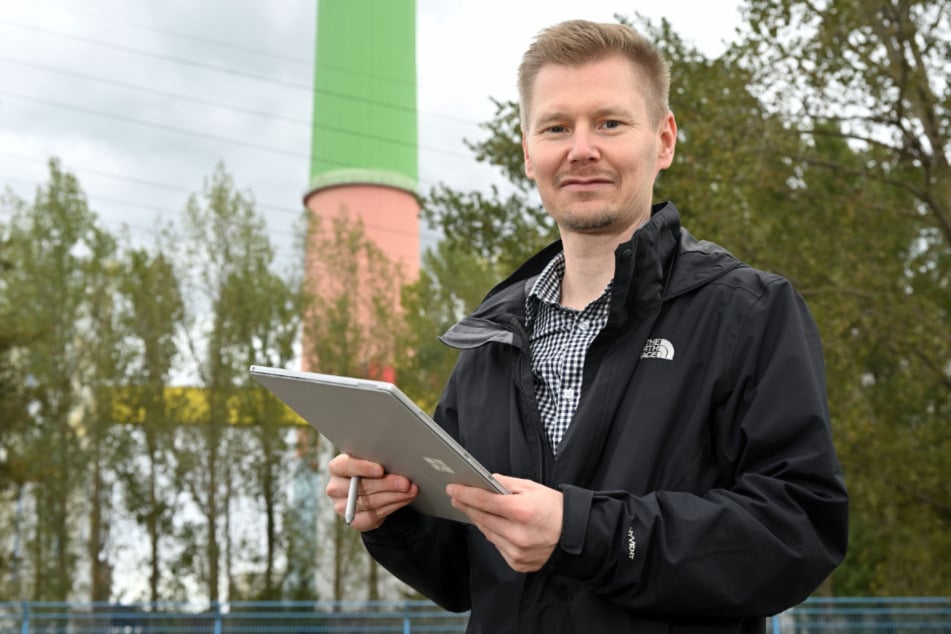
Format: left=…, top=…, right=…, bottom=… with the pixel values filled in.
left=423, top=457, right=455, bottom=474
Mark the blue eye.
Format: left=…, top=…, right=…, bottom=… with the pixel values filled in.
left=603, top=120, right=621, bottom=129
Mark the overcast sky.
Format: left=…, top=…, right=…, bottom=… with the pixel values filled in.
left=0, top=0, right=743, bottom=265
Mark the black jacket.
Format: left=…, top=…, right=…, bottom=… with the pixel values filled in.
left=363, top=203, right=848, bottom=633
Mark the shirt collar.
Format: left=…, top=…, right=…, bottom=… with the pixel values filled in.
left=526, top=251, right=614, bottom=327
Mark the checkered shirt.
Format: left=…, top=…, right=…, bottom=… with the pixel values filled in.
left=526, top=252, right=613, bottom=456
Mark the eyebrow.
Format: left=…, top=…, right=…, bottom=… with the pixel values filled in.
left=532, top=107, right=637, bottom=131
left=531, top=112, right=569, bottom=130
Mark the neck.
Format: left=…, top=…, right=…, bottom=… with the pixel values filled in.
left=559, top=226, right=635, bottom=310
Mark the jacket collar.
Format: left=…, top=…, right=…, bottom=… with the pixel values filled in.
left=442, top=202, right=741, bottom=348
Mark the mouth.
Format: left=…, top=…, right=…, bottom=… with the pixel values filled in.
left=559, top=176, right=614, bottom=191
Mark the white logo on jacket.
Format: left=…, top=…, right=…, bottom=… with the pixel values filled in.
left=627, top=527, right=636, bottom=560
left=641, top=338, right=675, bottom=360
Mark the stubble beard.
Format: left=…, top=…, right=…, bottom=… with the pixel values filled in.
left=553, top=205, right=619, bottom=233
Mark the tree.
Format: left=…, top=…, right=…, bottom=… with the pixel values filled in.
left=0, top=221, right=33, bottom=600
left=397, top=100, right=559, bottom=411
left=113, top=241, right=185, bottom=603
left=740, top=0, right=949, bottom=242
left=81, top=227, right=131, bottom=603
left=1, top=159, right=119, bottom=600
left=396, top=240, right=500, bottom=413
left=303, top=208, right=406, bottom=601
left=176, top=163, right=290, bottom=602
left=423, top=99, right=557, bottom=273
left=219, top=234, right=303, bottom=601
left=738, top=0, right=951, bottom=594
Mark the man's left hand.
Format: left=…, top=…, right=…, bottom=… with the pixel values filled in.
left=447, top=474, right=563, bottom=573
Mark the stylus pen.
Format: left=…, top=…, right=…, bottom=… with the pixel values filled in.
left=345, top=476, right=360, bottom=525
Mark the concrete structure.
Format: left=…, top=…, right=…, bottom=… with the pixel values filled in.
left=304, top=0, right=420, bottom=281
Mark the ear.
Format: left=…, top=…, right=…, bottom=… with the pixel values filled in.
left=656, top=112, right=677, bottom=170
left=522, top=134, right=536, bottom=180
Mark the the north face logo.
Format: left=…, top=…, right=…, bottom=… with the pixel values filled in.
left=641, top=338, right=675, bottom=360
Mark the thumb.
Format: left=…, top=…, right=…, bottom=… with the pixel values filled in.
left=492, top=474, right=534, bottom=493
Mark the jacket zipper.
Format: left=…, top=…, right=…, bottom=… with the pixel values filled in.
left=508, top=316, right=549, bottom=485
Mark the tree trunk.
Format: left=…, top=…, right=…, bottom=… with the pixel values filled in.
left=146, top=427, right=161, bottom=604
left=207, top=424, right=220, bottom=603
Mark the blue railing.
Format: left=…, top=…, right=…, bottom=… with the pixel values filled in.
left=772, top=598, right=951, bottom=634
left=0, top=598, right=948, bottom=633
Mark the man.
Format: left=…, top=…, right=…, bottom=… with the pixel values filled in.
left=326, top=19, right=848, bottom=633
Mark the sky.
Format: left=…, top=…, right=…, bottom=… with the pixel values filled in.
left=0, top=0, right=743, bottom=267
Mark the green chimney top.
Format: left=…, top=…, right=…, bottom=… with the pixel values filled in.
left=308, top=0, right=418, bottom=197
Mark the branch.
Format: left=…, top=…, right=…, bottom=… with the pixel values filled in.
left=802, top=124, right=907, bottom=156
left=798, top=286, right=878, bottom=300
left=896, top=2, right=948, bottom=169
left=797, top=155, right=927, bottom=200
left=844, top=458, right=951, bottom=527
left=894, top=481, right=951, bottom=524
left=912, top=348, right=951, bottom=392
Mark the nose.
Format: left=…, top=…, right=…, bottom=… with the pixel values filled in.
left=567, top=126, right=600, bottom=163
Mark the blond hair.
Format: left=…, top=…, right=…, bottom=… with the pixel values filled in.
left=517, top=20, right=671, bottom=130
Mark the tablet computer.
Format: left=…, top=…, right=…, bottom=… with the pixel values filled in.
left=249, top=365, right=508, bottom=524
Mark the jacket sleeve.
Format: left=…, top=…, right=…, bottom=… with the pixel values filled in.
left=360, top=374, right=471, bottom=612
left=545, top=278, right=849, bottom=618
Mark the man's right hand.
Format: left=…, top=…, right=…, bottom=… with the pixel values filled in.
left=326, top=454, right=418, bottom=531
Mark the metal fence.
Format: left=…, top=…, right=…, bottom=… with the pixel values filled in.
left=774, top=598, right=951, bottom=634
left=0, top=598, right=948, bottom=633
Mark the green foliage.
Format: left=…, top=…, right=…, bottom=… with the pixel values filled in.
left=0, top=225, right=31, bottom=493
left=422, top=98, right=557, bottom=273
left=173, top=163, right=306, bottom=602
left=0, top=159, right=377, bottom=603
left=396, top=241, right=499, bottom=412
left=736, top=0, right=951, bottom=595
left=1, top=159, right=118, bottom=600
left=112, top=243, right=186, bottom=602
left=403, top=101, right=558, bottom=406
left=465, top=98, right=534, bottom=193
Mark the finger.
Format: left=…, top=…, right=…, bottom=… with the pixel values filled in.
left=361, top=482, right=418, bottom=509
left=326, top=472, right=413, bottom=499
left=347, top=485, right=419, bottom=531
left=334, top=481, right=418, bottom=515
left=491, top=474, right=533, bottom=492
left=447, top=483, right=509, bottom=516
left=327, top=454, right=385, bottom=478
left=453, top=503, right=534, bottom=571
left=451, top=497, right=517, bottom=536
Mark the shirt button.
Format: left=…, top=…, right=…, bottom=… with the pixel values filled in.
left=563, top=387, right=574, bottom=400
left=577, top=319, right=589, bottom=331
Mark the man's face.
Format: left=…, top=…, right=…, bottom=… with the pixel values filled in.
left=522, top=55, right=676, bottom=238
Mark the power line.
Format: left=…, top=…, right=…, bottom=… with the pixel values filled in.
left=0, top=19, right=478, bottom=127
left=0, top=56, right=474, bottom=161
left=0, top=89, right=308, bottom=159
left=1, top=175, right=175, bottom=237
left=0, top=151, right=197, bottom=195
left=0, top=162, right=443, bottom=242
left=57, top=5, right=317, bottom=68
left=53, top=3, right=428, bottom=92
left=0, top=90, right=464, bottom=193
left=0, top=153, right=308, bottom=224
